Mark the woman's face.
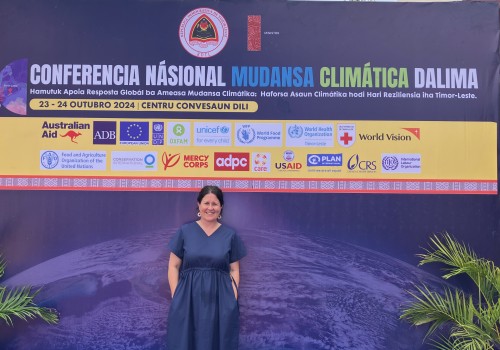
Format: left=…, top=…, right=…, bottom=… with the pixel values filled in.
left=198, top=193, right=222, bottom=223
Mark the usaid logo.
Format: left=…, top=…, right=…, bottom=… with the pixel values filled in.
left=214, top=152, right=249, bottom=171
left=307, top=154, right=342, bottom=167
left=93, top=121, right=116, bottom=144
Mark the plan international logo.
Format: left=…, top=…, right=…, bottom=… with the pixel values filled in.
left=179, top=8, right=229, bottom=58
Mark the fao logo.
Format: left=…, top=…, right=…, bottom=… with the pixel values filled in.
left=179, top=8, right=229, bottom=58
left=41, top=151, right=59, bottom=169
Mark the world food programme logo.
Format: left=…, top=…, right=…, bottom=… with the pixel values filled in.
left=179, top=8, right=229, bottom=58
left=288, top=124, right=303, bottom=138
left=41, top=151, right=59, bottom=169
left=237, top=125, right=256, bottom=144
left=382, top=156, right=399, bottom=171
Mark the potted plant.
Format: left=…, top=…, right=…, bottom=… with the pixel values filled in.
left=400, top=233, right=500, bottom=350
left=0, top=256, right=58, bottom=326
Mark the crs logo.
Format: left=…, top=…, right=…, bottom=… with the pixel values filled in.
left=214, top=152, right=249, bottom=171
left=161, top=152, right=181, bottom=171
left=347, top=154, right=376, bottom=171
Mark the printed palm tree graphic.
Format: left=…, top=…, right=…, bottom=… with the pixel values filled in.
left=0, top=256, right=59, bottom=326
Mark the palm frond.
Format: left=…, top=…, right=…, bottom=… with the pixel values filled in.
left=402, top=232, right=500, bottom=350
left=0, top=285, right=59, bottom=326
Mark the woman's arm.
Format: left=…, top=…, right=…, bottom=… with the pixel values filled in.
left=168, top=252, right=182, bottom=297
left=229, top=260, right=240, bottom=300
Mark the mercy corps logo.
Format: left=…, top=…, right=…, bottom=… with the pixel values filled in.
left=161, top=153, right=210, bottom=171
left=179, top=8, right=229, bottom=58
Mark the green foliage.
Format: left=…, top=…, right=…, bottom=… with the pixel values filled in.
left=400, top=233, right=500, bottom=350
left=0, top=255, right=59, bottom=326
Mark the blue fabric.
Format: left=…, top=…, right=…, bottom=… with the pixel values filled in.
left=167, top=222, right=247, bottom=350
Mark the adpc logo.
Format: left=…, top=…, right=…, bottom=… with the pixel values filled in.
left=0, top=59, right=27, bottom=115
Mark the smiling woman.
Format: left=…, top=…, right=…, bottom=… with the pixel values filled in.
left=167, top=186, right=247, bottom=350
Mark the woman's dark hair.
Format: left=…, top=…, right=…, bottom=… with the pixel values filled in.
left=196, top=185, right=224, bottom=215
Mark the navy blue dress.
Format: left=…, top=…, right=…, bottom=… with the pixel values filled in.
left=167, top=222, right=247, bottom=350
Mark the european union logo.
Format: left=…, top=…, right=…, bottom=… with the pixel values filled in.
left=120, top=122, right=149, bottom=145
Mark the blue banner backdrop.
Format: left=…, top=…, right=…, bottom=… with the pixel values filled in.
left=0, top=1, right=498, bottom=349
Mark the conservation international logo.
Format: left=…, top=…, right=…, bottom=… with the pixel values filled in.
left=179, top=8, right=229, bottom=58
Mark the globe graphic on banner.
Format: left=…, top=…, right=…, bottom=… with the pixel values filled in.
left=0, top=59, right=28, bottom=115
left=1, top=229, right=439, bottom=349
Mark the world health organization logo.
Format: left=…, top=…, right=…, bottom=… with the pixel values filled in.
left=288, top=124, right=303, bottom=138
left=179, top=8, right=229, bottom=58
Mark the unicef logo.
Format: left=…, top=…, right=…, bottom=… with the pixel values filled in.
left=382, top=156, right=398, bottom=171
left=307, top=155, right=321, bottom=165
left=220, top=126, right=229, bottom=134
left=288, top=125, right=303, bottom=138
left=41, top=151, right=59, bottom=169
left=237, top=125, right=256, bottom=144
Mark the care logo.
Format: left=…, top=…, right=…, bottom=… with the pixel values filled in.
left=214, top=152, right=249, bottom=171
left=252, top=153, right=270, bottom=172
left=179, top=8, right=229, bottom=58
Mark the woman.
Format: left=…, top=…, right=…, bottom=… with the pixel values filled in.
left=167, top=186, right=247, bottom=350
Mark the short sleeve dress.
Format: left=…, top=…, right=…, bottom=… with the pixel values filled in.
left=167, top=222, right=247, bottom=350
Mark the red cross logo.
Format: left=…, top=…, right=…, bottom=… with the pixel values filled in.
left=340, top=132, right=353, bottom=145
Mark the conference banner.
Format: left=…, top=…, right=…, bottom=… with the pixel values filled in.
left=0, top=1, right=497, bottom=193
left=0, top=1, right=499, bottom=350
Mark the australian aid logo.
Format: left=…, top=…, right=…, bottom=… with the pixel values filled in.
left=214, top=153, right=249, bottom=171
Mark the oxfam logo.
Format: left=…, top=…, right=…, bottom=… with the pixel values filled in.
left=173, top=124, right=185, bottom=136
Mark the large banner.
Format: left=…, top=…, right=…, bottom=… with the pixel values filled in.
left=0, top=1, right=498, bottom=350
left=0, top=1, right=497, bottom=193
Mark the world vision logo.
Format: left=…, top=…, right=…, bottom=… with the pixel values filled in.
left=402, top=128, right=421, bottom=140
left=162, top=152, right=181, bottom=171
left=179, top=8, right=229, bottom=58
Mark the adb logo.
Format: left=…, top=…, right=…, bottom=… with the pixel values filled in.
left=214, top=152, right=249, bottom=171
left=93, top=121, right=116, bottom=144
left=347, top=154, right=376, bottom=172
